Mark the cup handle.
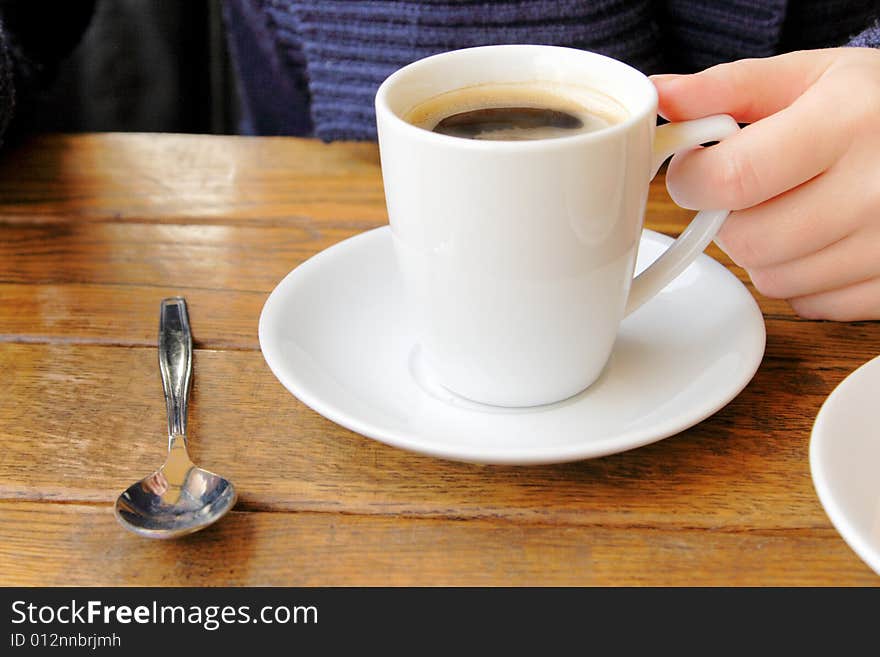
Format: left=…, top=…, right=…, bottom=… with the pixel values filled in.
left=625, top=114, right=741, bottom=316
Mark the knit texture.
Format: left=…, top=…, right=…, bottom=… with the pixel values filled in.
left=224, top=0, right=880, bottom=141
left=305, top=0, right=669, bottom=141
left=660, top=0, right=788, bottom=72
left=224, top=0, right=313, bottom=135
left=238, top=0, right=667, bottom=141
left=849, top=19, right=880, bottom=47
left=3, top=2, right=878, bottom=143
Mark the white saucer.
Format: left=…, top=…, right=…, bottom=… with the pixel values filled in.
left=259, top=226, right=765, bottom=464
left=811, top=355, right=880, bottom=575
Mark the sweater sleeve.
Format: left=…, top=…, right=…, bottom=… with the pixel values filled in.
left=848, top=20, right=880, bottom=48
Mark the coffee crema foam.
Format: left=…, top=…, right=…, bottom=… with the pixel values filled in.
left=402, top=82, right=628, bottom=141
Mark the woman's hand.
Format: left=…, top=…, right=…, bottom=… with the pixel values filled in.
left=652, top=48, right=880, bottom=321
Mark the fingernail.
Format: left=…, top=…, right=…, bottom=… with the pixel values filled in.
left=649, top=74, right=682, bottom=86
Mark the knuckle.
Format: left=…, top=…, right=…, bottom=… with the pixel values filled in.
left=842, top=46, right=880, bottom=73
left=788, top=297, right=823, bottom=320
left=704, top=59, right=761, bottom=117
left=829, top=64, right=880, bottom=126
left=748, top=267, right=788, bottom=299
left=716, top=220, right=764, bottom=268
left=789, top=297, right=849, bottom=321
left=858, top=81, right=880, bottom=119
left=712, top=59, right=757, bottom=85
left=839, top=83, right=880, bottom=129
left=714, top=150, right=761, bottom=210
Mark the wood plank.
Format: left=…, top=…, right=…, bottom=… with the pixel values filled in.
left=0, top=284, right=265, bottom=349
left=0, top=212, right=734, bottom=294
left=0, top=220, right=376, bottom=349
left=0, top=135, right=691, bottom=229
left=0, top=221, right=819, bottom=350
left=0, top=222, right=382, bottom=292
left=0, top=280, right=804, bottom=348
left=0, top=271, right=870, bottom=350
left=0, top=134, right=800, bottom=324
left=3, top=342, right=876, bottom=530
left=0, top=503, right=873, bottom=585
left=0, top=134, right=387, bottom=225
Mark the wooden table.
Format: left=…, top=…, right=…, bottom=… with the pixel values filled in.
left=1, top=133, right=877, bottom=586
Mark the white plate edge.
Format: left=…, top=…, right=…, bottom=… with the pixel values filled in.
left=259, top=226, right=767, bottom=465
left=809, top=354, right=880, bottom=576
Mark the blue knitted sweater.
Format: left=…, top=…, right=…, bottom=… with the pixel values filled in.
left=223, top=0, right=880, bottom=141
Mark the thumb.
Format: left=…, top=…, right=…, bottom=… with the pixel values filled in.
left=651, top=49, right=837, bottom=123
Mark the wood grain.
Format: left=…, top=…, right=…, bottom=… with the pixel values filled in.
left=1, top=133, right=877, bottom=586
left=0, top=284, right=265, bottom=349
left=0, top=134, right=387, bottom=225
left=1, top=341, right=870, bottom=532
left=0, top=221, right=823, bottom=349
left=0, top=133, right=723, bottom=231
left=0, top=503, right=874, bottom=586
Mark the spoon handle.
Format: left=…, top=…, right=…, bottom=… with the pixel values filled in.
left=159, top=297, right=193, bottom=440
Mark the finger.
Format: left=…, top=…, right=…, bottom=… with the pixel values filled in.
left=745, top=228, right=880, bottom=299
left=713, top=160, right=871, bottom=268
left=664, top=76, right=850, bottom=210
left=652, top=49, right=838, bottom=123
left=789, top=276, right=880, bottom=321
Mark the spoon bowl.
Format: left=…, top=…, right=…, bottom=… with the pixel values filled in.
left=115, top=298, right=237, bottom=538
left=115, top=447, right=237, bottom=538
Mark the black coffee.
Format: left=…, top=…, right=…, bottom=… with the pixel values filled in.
left=432, top=107, right=585, bottom=140
left=403, top=82, right=626, bottom=141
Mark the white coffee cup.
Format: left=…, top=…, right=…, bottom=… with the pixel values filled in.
left=375, top=45, right=739, bottom=407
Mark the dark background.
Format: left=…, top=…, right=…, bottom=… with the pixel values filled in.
left=27, top=0, right=238, bottom=135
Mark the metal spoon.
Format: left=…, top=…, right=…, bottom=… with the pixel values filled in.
left=114, top=297, right=237, bottom=538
